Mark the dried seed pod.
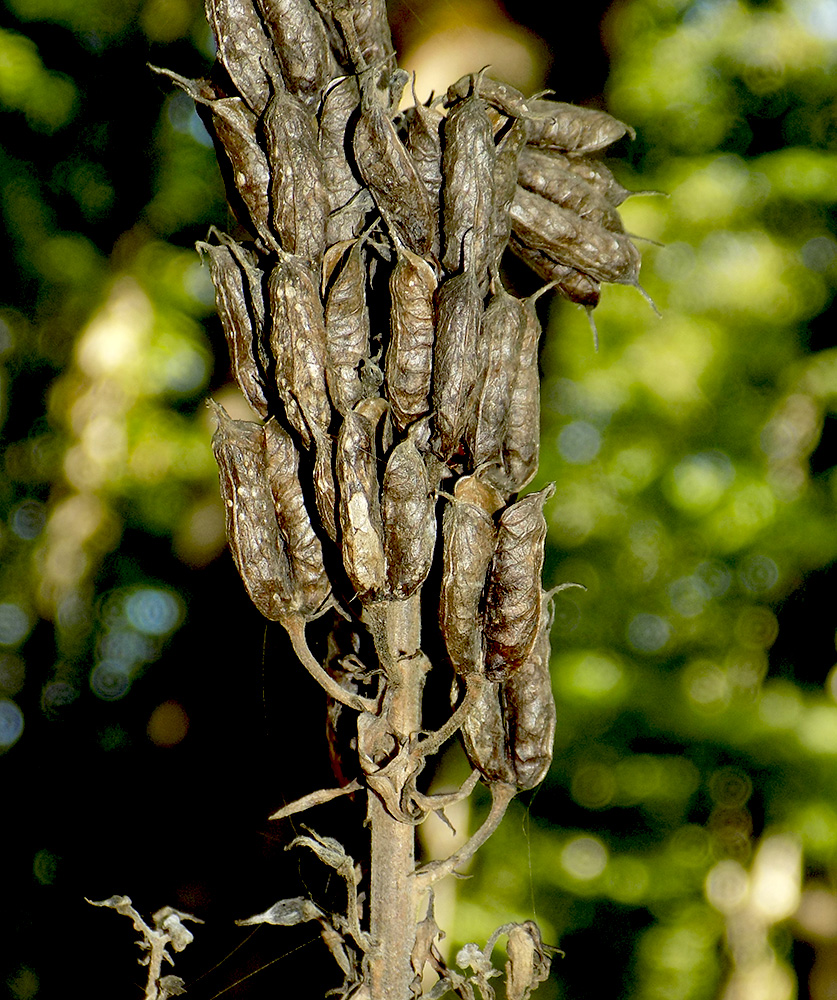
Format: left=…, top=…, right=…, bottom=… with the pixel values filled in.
left=312, top=428, right=339, bottom=543
left=330, top=0, right=395, bottom=70
left=403, top=85, right=444, bottom=258
left=254, top=0, right=340, bottom=107
left=468, top=280, right=527, bottom=472
left=335, top=407, right=386, bottom=598
left=385, top=244, right=437, bottom=432
left=204, top=0, right=282, bottom=115
left=555, top=152, right=635, bottom=207
left=439, top=476, right=503, bottom=676
left=490, top=116, right=528, bottom=272
left=209, top=401, right=294, bottom=620
left=352, top=72, right=433, bottom=256
left=323, top=237, right=370, bottom=414
left=525, top=98, right=634, bottom=154
left=502, top=593, right=555, bottom=790
left=483, top=485, right=553, bottom=681
left=381, top=439, right=436, bottom=599
left=507, top=232, right=600, bottom=308
left=446, top=73, right=531, bottom=120
left=267, top=253, right=332, bottom=448
left=460, top=678, right=515, bottom=785
left=264, top=418, right=332, bottom=617
left=510, top=187, right=641, bottom=286
left=516, top=147, right=624, bottom=232
left=441, top=80, right=496, bottom=280
left=431, top=267, right=482, bottom=462
left=197, top=239, right=269, bottom=418
left=263, top=87, right=327, bottom=263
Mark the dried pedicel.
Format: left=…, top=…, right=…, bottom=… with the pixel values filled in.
left=264, top=417, right=331, bottom=617
left=323, top=237, right=370, bottom=414
left=525, top=98, right=635, bottom=154
left=335, top=406, right=386, bottom=598
left=267, top=253, right=332, bottom=448
left=483, top=485, right=553, bottom=681
left=263, top=86, right=327, bottom=264
left=197, top=238, right=269, bottom=418
left=254, top=0, right=340, bottom=107
left=439, top=476, right=503, bottom=676
left=381, top=439, right=435, bottom=599
left=209, top=401, right=294, bottom=620
left=204, top=0, right=282, bottom=116
left=385, top=243, right=437, bottom=432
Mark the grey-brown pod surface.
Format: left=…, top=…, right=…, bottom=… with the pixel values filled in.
left=460, top=678, right=515, bottom=785
left=446, top=73, right=530, bottom=120
left=490, top=116, right=528, bottom=272
left=335, top=407, right=386, bottom=598
left=210, top=401, right=293, bottom=620
left=510, top=187, right=640, bottom=287
left=385, top=244, right=437, bottom=432
left=197, top=239, right=269, bottom=418
left=312, top=428, right=339, bottom=544
left=204, top=0, right=282, bottom=116
left=525, top=99, right=635, bottom=154
left=264, top=417, right=332, bottom=617
left=517, top=147, right=624, bottom=232
left=431, top=267, right=482, bottom=462
left=439, top=476, right=503, bottom=676
left=352, top=72, right=433, bottom=256
left=381, top=439, right=435, bottom=599
left=507, top=232, right=600, bottom=308
left=263, top=87, right=327, bottom=264
left=403, top=93, right=444, bottom=258
left=323, top=238, right=370, bottom=415
left=254, top=0, right=340, bottom=107
left=483, top=485, right=553, bottom=681
left=267, top=253, right=332, bottom=448
left=555, top=152, right=635, bottom=207
left=502, top=594, right=555, bottom=790
left=331, top=0, right=395, bottom=70
left=441, top=83, right=496, bottom=280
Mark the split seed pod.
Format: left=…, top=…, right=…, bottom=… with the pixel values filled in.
left=483, top=485, right=553, bottom=681
left=381, top=439, right=436, bottom=599
left=525, top=99, right=634, bottom=154
left=210, top=401, right=293, bottom=620
left=264, top=418, right=331, bottom=617
left=323, top=237, right=371, bottom=414
left=335, top=406, right=386, bottom=598
left=267, top=253, right=332, bottom=448
left=439, top=476, right=503, bottom=676
left=446, top=73, right=531, bottom=120
left=254, top=0, right=340, bottom=107
left=385, top=243, right=437, bottom=432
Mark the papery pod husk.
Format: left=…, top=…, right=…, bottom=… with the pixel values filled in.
left=431, top=268, right=482, bottom=462
left=209, top=401, right=294, bottom=620
left=555, top=151, right=635, bottom=207
left=490, top=116, right=528, bottom=273
left=403, top=92, right=444, bottom=259
left=385, top=243, right=437, bottom=432
left=507, top=232, right=600, bottom=308
left=335, top=406, right=386, bottom=598
left=446, top=73, right=531, bottom=120
left=525, top=98, right=634, bottom=154
left=312, top=429, right=339, bottom=543
left=330, top=0, right=395, bottom=71
left=439, top=475, right=503, bottom=676
left=263, top=86, right=327, bottom=264
left=204, top=0, right=282, bottom=115
left=264, top=417, right=332, bottom=617
left=501, top=593, right=555, bottom=790
left=483, top=485, right=553, bottom=681
left=440, top=84, right=496, bottom=281
left=323, top=238, right=370, bottom=414
left=510, top=187, right=640, bottom=286
left=254, top=0, right=341, bottom=108
left=197, top=239, right=269, bottom=418
left=516, top=146, right=625, bottom=232
left=267, top=253, right=332, bottom=448
left=352, top=71, right=433, bottom=257
left=460, top=678, right=515, bottom=786
left=381, top=439, right=436, bottom=599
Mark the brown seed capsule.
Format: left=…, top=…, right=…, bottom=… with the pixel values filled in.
left=381, top=439, right=436, bottom=599
left=510, top=186, right=641, bottom=286
left=267, top=253, right=332, bottom=448
left=254, top=0, right=340, bottom=107
left=525, top=99, right=635, bottom=154
left=352, top=72, right=433, bottom=256
left=431, top=267, right=482, bottom=462
left=335, top=407, right=386, bottom=598
left=209, top=401, right=294, bottom=620
left=460, top=678, right=515, bottom=785
left=517, top=147, right=625, bottom=232
left=264, top=418, right=331, bottom=617
left=441, top=82, right=496, bottom=280
left=386, top=244, right=437, bottom=432
left=507, top=232, right=600, bottom=308
left=312, top=428, right=339, bottom=544
left=483, top=485, right=553, bottom=681
left=262, top=87, right=327, bottom=264
left=555, top=152, right=636, bottom=207
left=490, top=116, right=528, bottom=272
left=403, top=85, right=444, bottom=258
left=204, top=0, right=282, bottom=115
left=502, top=593, right=556, bottom=790
left=330, top=0, right=395, bottom=70
left=197, top=239, right=269, bottom=418
left=446, top=73, right=531, bottom=120
left=439, top=476, right=503, bottom=675
left=322, top=237, right=371, bottom=415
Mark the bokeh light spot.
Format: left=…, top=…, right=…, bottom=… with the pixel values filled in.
left=738, top=553, right=779, bottom=593
left=125, top=587, right=182, bottom=636
left=0, top=603, right=31, bottom=647
left=89, top=661, right=132, bottom=701
left=558, top=421, right=602, bottom=464
left=32, top=849, right=59, bottom=885
left=148, top=700, right=189, bottom=747
left=561, top=835, right=608, bottom=881
left=705, top=859, right=749, bottom=913
left=10, top=499, right=45, bottom=540
left=627, top=613, right=670, bottom=653
left=667, top=451, right=734, bottom=513
left=0, top=699, right=24, bottom=749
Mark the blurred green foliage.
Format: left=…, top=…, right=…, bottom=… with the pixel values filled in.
left=2, top=0, right=837, bottom=998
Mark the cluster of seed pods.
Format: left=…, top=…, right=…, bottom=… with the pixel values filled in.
left=160, top=0, right=642, bottom=798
